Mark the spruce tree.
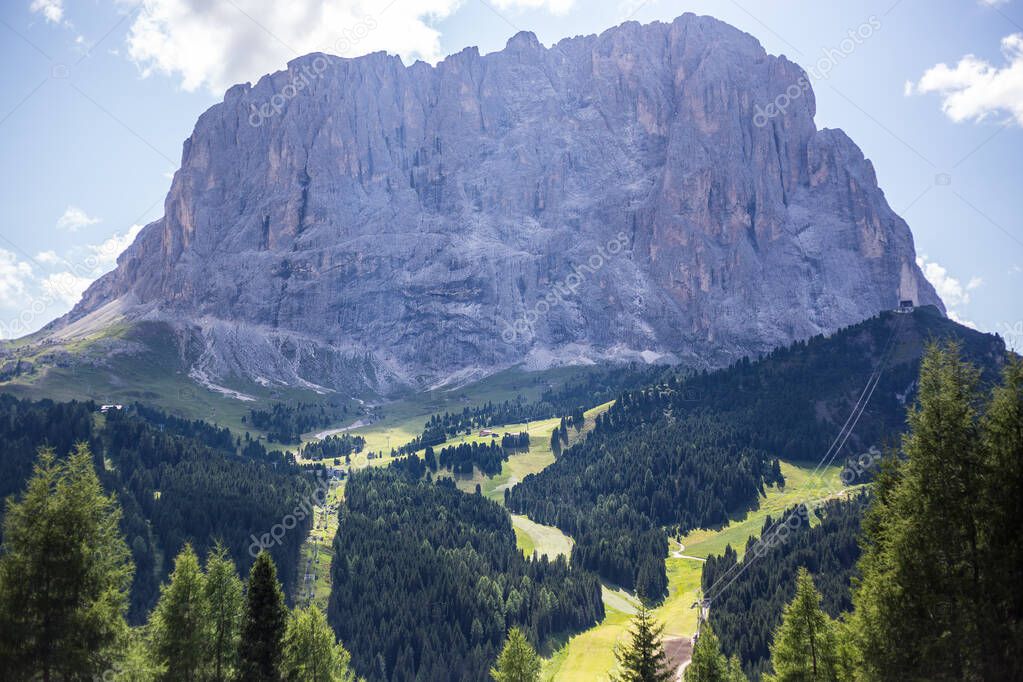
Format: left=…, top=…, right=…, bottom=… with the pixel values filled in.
left=764, top=568, right=838, bottom=682
left=0, top=444, right=133, bottom=680
left=203, top=542, right=244, bottom=681
left=281, top=605, right=357, bottom=682
left=686, top=622, right=729, bottom=682
left=849, top=343, right=987, bottom=681
left=614, top=603, right=673, bottom=682
left=149, top=544, right=208, bottom=681
left=490, top=627, right=542, bottom=682
left=238, top=551, right=287, bottom=681
left=978, top=357, right=1023, bottom=679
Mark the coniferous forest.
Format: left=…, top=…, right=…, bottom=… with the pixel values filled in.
left=327, top=468, right=604, bottom=682
left=507, top=309, right=1005, bottom=602
left=0, top=396, right=313, bottom=621
left=700, top=496, right=868, bottom=680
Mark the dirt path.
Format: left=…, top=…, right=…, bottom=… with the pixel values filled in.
left=664, top=637, right=694, bottom=680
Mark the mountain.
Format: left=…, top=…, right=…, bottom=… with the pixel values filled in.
left=43, top=13, right=940, bottom=396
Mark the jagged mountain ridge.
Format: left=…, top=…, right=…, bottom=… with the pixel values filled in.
left=52, top=12, right=941, bottom=394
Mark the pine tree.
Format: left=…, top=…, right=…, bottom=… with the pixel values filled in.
left=614, top=603, right=673, bottom=682
left=686, top=622, right=729, bottom=682
left=0, top=444, right=133, bottom=680
left=849, top=343, right=987, bottom=681
left=203, top=542, right=244, bottom=681
left=281, top=605, right=357, bottom=682
left=149, top=544, right=208, bottom=681
left=238, top=551, right=288, bottom=681
left=550, top=429, right=562, bottom=458
left=490, top=627, right=542, bottom=682
left=764, top=568, right=838, bottom=682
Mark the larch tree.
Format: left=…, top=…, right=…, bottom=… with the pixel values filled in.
left=490, top=627, right=542, bottom=682
left=764, top=568, right=838, bottom=682
left=0, top=444, right=133, bottom=681
left=148, top=544, right=208, bottom=681
left=281, top=605, right=357, bottom=682
left=203, top=542, right=244, bottom=681
left=686, top=622, right=734, bottom=682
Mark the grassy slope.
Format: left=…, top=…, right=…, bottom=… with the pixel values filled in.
left=329, top=399, right=852, bottom=679
left=298, top=480, right=344, bottom=611
left=295, top=398, right=613, bottom=610
left=541, top=460, right=850, bottom=681
left=297, top=365, right=607, bottom=468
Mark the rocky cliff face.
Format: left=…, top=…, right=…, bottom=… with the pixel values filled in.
left=55, top=13, right=941, bottom=394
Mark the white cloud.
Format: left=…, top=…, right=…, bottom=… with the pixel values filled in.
left=0, top=250, right=34, bottom=307
left=492, top=0, right=574, bottom=14
left=56, top=205, right=101, bottom=232
left=41, top=272, right=92, bottom=306
left=124, top=0, right=465, bottom=93
left=947, top=310, right=979, bottom=330
left=35, top=250, right=60, bottom=265
left=88, top=224, right=143, bottom=270
left=907, top=33, right=1023, bottom=125
left=917, top=255, right=982, bottom=328
left=917, top=255, right=981, bottom=307
left=29, top=0, right=64, bottom=24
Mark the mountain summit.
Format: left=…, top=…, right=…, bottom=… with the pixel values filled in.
left=51, top=13, right=940, bottom=394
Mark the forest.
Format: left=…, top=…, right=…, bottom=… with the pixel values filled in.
left=301, top=432, right=366, bottom=460
left=0, top=396, right=314, bottom=621
left=246, top=399, right=350, bottom=443
left=327, top=468, right=604, bottom=681
left=507, top=308, right=1005, bottom=602
left=700, top=495, right=868, bottom=680
left=688, top=345, right=1023, bottom=682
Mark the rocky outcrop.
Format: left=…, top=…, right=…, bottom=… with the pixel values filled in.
left=53, top=13, right=942, bottom=394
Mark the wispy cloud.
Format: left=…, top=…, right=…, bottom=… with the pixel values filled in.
left=56, top=205, right=101, bottom=232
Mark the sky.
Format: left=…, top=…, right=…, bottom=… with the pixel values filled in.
left=0, top=0, right=1021, bottom=348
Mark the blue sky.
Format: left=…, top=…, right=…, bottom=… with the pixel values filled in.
left=1, top=0, right=1021, bottom=347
